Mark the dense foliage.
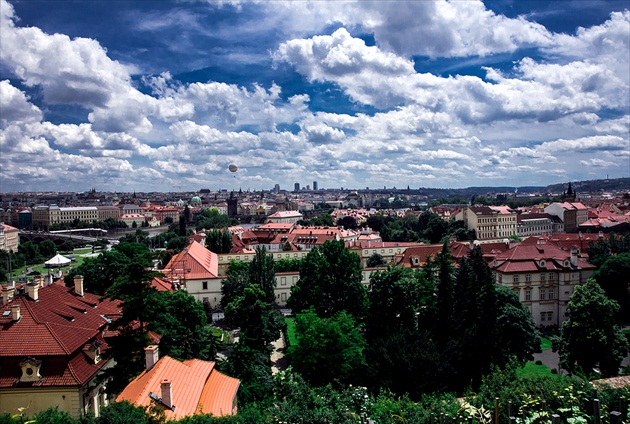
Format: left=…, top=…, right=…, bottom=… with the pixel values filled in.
left=554, top=279, right=629, bottom=377
left=288, top=239, right=367, bottom=319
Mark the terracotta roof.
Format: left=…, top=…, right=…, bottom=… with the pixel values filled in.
left=162, top=241, right=219, bottom=281
left=117, top=355, right=239, bottom=419
left=151, top=277, right=174, bottom=292
left=491, top=241, right=596, bottom=272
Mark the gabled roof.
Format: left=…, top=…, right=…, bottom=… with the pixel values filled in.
left=117, top=355, right=239, bottom=419
left=491, top=241, right=596, bottom=273
left=163, top=241, right=219, bottom=281
left=0, top=281, right=120, bottom=387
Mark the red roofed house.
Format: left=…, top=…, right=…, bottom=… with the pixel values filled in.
left=161, top=241, right=223, bottom=308
left=117, top=346, right=239, bottom=419
left=0, top=276, right=121, bottom=418
left=544, top=202, right=589, bottom=233
left=490, top=238, right=596, bottom=327
left=0, top=223, right=19, bottom=252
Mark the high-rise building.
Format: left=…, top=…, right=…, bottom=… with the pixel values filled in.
left=274, top=184, right=280, bottom=193
left=313, top=181, right=318, bottom=191
left=294, top=182, right=300, bottom=192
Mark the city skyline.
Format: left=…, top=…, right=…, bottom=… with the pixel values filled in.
left=1, top=0, right=628, bottom=193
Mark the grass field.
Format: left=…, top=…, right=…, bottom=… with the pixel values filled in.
left=9, top=248, right=96, bottom=279
left=518, top=362, right=555, bottom=378
left=285, top=317, right=297, bottom=347
left=540, top=337, right=553, bottom=351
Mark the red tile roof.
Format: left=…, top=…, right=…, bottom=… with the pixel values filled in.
left=0, top=281, right=120, bottom=388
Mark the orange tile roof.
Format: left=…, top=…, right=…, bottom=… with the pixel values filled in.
left=162, top=241, right=219, bottom=281
left=117, top=355, right=239, bottom=419
left=198, top=369, right=240, bottom=416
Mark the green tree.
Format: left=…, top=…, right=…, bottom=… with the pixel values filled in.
left=103, top=263, right=163, bottom=394
left=248, top=246, right=277, bottom=304
left=288, top=308, right=366, bottom=386
left=288, top=239, right=367, bottom=319
left=494, top=286, right=541, bottom=364
left=592, top=252, right=630, bottom=323
left=220, top=261, right=250, bottom=314
left=337, top=215, right=358, bottom=230
left=366, top=253, right=387, bottom=268
left=64, top=250, right=131, bottom=295
left=219, top=342, right=274, bottom=404
left=152, top=290, right=216, bottom=361
left=554, top=279, right=629, bottom=377
left=96, top=401, right=158, bottom=424
left=224, top=284, right=285, bottom=351
left=364, top=266, right=440, bottom=396
left=448, top=246, right=499, bottom=390
left=206, top=228, right=233, bottom=254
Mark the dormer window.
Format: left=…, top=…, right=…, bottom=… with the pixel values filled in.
left=539, top=260, right=546, bottom=268
left=19, top=357, right=42, bottom=382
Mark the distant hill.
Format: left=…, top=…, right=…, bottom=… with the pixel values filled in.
left=545, top=177, right=629, bottom=194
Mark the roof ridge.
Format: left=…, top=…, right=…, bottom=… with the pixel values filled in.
left=66, top=356, right=82, bottom=385
left=45, top=322, right=72, bottom=355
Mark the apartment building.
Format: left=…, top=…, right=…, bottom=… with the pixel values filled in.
left=456, top=206, right=517, bottom=241
left=544, top=202, right=589, bottom=232
left=32, top=205, right=99, bottom=228
left=490, top=238, right=596, bottom=327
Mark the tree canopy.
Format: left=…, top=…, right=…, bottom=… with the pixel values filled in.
left=288, top=239, right=367, bottom=319
left=554, top=279, right=629, bottom=377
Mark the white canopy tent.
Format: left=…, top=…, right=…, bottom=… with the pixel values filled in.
left=45, top=253, right=71, bottom=268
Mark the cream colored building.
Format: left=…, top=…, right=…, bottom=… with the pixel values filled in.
left=0, top=223, right=19, bottom=252
left=490, top=239, right=596, bottom=327
left=456, top=206, right=517, bottom=241
left=31, top=205, right=98, bottom=228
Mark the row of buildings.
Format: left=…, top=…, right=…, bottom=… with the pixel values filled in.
left=161, top=219, right=602, bottom=329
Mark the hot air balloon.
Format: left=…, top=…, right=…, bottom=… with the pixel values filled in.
left=228, top=164, right=238, bottom=173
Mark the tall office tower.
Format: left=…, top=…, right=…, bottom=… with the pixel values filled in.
left=313, top=181, right=318, bottom=191
left=294, top=182, right=300, bottom=192
left=274, top=184, right=280, bottom=193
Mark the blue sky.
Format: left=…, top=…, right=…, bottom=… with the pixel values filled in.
left=1, top=0, right=628, bottom=192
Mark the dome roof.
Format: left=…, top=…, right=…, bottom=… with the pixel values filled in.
left=191, top=196, right=202, bottom=203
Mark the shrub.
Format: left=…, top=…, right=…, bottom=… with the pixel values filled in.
left=535, top=360, right=543, bottom=365
left=551, top=368, right=558, bottom=374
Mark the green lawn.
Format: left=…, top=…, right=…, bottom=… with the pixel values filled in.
left=540, top=337, right=552, bottom=351
left=285, top=317, right=297, bottom=347
left=10, top=248, right=96, bottom=279
left=518, top=362, right=555, bottom=378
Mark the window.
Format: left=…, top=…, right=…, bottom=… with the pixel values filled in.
left=513, top=275, right=519, bottom=283
left=540, top=290, right=546, bottom=301
left=549, top=273, right=554, bottom=281
left=547, top=311, right=553, bottom=322
left=281, top=293, right=287, bottom=302
left=281, top=277, right=286, bottom=286
left=525, top=290, right=531, bottom=301
left=525, top=274, right=532, bottom=282
left=540, top=312, right=546, bottom=322
left=540, top=273, right=546, bottom=281
left=548, top=289, right=554, bottom=300
left=202, top=281, right=208, bottom=290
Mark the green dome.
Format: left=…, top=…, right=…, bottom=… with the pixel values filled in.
left=191, top=196, right=202, bottom=203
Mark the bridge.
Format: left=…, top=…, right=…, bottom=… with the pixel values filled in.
left=18, top=229, right=108, bottom=245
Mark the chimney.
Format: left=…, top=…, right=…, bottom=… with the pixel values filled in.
left=27, top=282, right=39, bottom=302
left=74, top=275, right=84, bottom=297
left=2, top=285, right=14, bottom=306
left=144, top=345, right=159, bottom=371
left=36, top=275, right=45, bottom=288
left=161, top=380, right=173, bottom=409
left=11, top=304, right=20, bottom=321
left=570, top=246, right=579, bottom=267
